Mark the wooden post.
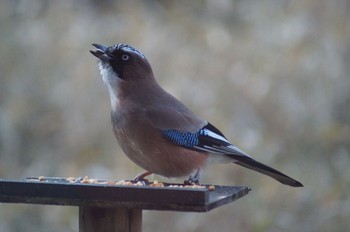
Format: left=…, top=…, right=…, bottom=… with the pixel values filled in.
left=79, top=207, right=142, bottom=232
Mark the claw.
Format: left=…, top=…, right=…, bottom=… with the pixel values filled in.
left=132, top=171, right=152, bottom=183
left=185, top=169, right=201, bottom=185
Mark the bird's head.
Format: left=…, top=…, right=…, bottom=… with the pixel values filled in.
left=90, top=43, right=154, bottom=84
left=90, top=43, right=159, bottom=110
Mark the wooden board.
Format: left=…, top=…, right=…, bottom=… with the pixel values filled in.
left=0, top=178, right=250, bottom=212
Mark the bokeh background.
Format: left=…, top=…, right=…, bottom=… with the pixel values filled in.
left=0, top=0, right=349, bottom=231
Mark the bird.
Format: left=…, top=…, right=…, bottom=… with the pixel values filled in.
left=90, top=43, right=303, bottom=187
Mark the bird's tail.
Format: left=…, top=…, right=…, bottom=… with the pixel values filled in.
left=233, top=156, right=303, bottom=187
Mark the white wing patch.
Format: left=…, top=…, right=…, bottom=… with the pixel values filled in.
left=201, top=128, right=230, bottom=143
left=195, top=126, right=253, bottom=159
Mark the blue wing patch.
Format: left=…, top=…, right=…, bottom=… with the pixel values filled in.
left=162, top=130, right=199, bottom=148
left=161, top=123, right=230, bottom=149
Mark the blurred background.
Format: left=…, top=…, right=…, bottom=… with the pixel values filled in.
left=0, top=0, right=349, bottom=231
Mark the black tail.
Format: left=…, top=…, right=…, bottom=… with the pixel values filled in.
left=233, top=156, right=303, bottom=187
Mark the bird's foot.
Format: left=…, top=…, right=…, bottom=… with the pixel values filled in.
left=183, top=179, right=200, bottom=185
left=184, top=170, right=201, bottom=185
left=72, top=176, right=84, bottom=183
left=132, top=171, right=152, bottom=183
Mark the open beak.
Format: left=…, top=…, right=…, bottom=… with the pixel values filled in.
left=90, top=44, right=110, bottom=61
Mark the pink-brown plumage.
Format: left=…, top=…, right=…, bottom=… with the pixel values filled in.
left=90, top=43, right=303, bottom=187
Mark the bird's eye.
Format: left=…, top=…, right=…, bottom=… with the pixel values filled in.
left=121, top=54, right=130, bottom=61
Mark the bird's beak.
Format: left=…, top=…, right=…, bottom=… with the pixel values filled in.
left=90, top=43, right=110, bottom=62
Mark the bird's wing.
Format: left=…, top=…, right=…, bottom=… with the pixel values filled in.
left=161, top=121, right=303, bottom=187
left=145, top=105, right=248, bottom=157
left=160, top=121, right=252, bottom=159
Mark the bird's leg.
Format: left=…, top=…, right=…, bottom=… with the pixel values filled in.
left=132, top=171, right=152, bottom=183
left=184, top=169, right=201, bottom=185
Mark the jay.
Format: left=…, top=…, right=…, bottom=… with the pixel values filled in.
left=90, top=43, right=303, bottom=187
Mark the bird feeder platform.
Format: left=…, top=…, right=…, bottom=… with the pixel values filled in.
left=0, top=177, right=250, bottom=232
